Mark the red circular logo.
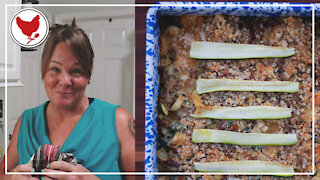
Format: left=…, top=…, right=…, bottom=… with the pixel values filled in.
left=10, top=8, right=49, bottom=48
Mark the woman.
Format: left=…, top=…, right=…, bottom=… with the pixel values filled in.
left=0, top=19, right=135, bottom=180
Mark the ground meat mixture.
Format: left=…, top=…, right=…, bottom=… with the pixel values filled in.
left=157, top=14, right=316, bottom=179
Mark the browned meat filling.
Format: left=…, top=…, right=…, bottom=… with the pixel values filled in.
left=158, top=14, right=315, bottom=179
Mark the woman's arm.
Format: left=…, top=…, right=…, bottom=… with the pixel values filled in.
left=115, top=107, right=135, bottom=179
left=1, top=116, right=21, bottom=175
left=0, top=117, right=37, bottom=180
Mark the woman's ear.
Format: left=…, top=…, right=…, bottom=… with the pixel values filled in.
left=88, top=64, right=93, bottom=84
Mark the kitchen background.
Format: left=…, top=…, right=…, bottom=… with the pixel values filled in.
left=0, top=0, right=135, bottom=161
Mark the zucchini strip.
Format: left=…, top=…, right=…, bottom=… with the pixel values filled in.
left=194, top=160, right=295, bottom=174
left=190, top=106, right=292, bottom=120
left=190, top=41, right=295, bottom=59
left=196, top=79, right=299, bottom=94
left=192, top=129, right=298, bottom=145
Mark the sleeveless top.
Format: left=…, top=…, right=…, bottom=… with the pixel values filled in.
left=17, top=98, right=121, bottom=180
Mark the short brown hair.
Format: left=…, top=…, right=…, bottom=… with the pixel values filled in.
left=41, top=18, right=94, bottom=80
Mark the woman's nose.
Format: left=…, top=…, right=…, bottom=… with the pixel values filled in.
left=59, top=72, right=72, bottom=87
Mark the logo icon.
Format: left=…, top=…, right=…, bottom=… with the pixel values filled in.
left=10, top=8, right=49, bottom=48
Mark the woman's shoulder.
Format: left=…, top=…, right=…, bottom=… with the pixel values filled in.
left=91, top=98, right=120, bottom=109
left=22, top=101, right=49, bottom=117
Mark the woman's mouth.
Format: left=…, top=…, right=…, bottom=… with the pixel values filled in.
left=56, top=91, right=73, bottom=95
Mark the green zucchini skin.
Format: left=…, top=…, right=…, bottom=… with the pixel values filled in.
left=192, top=129, right=298, bottom=146
left=190, top=106, right=292, bottom=120
left=190, top=41, right=295, bottom=59
left=196, top=79, right=299, bottom=94
left=194, top=160, right=295, bottom=175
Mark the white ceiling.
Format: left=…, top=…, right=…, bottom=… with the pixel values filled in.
left=37, top=0, right=134, bottom=14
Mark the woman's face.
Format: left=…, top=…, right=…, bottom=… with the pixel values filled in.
left=44, top=42, right=89, bottom=109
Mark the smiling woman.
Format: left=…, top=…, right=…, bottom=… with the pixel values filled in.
left=0, top=18, right=135, bottom=180
left=43, top=42, right=90, bottom=112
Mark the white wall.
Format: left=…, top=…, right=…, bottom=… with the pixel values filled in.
left=0, top=0, right=21, bottom=159
left=3, top=7, right=52, bottom=151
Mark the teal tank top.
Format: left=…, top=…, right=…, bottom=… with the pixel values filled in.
left=17, top=98, right=122, bottom=180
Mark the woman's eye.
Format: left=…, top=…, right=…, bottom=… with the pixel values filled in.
left=71, top=69, right=83, bottom=75
left=51, top=67, right=60, bottom=72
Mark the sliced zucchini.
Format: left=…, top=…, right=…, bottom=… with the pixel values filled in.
left=190, top=106, right=292, bottom=120
left=194, top=160, right=295, bottom=175
left=196, top=79, right=299, bottom=94
left=192, top=129, right=298, bottom=145
left=160, top=103, right=168, bottom=115
left=190, top=41, right=295, bottom=59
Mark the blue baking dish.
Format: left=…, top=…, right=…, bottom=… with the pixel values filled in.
left=145, top=2, right=314, bottom=178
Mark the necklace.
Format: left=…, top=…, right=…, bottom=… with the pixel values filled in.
left=47, top=99, right=89, bottom=148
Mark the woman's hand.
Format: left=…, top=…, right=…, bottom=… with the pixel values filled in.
left=43, top=161, right=99, bottom=180
left=6, top=164, right=38, bottom=180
